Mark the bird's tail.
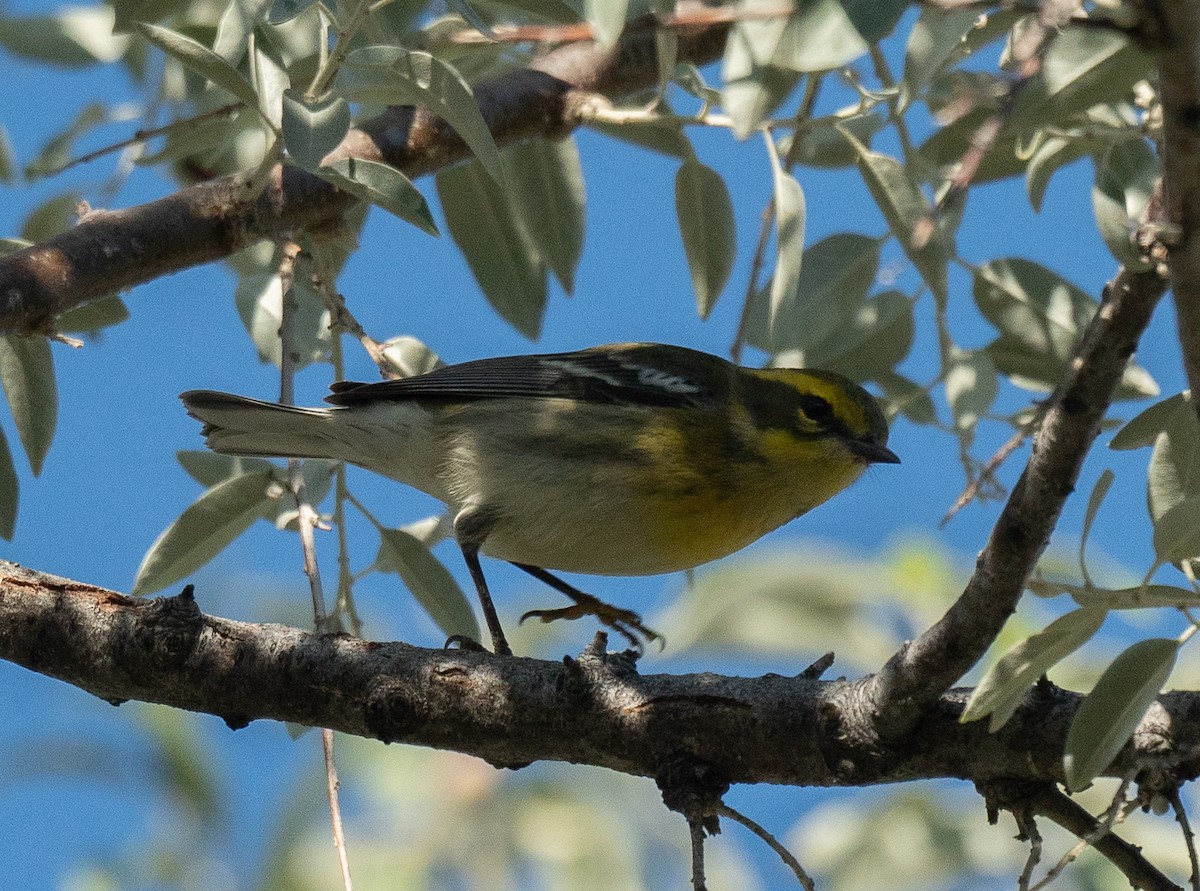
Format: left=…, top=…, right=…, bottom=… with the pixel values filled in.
left=180, top=390, right=344, bottom=460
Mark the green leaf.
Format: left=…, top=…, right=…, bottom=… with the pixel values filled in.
left=0, top=335, right=57, bottom=475
left=501, top=138, right=586, bottom=295
left=133, top=470, right=278, bottom=595
left=1064, top=637, right=1178, bottom=791
left=1066, top=583, right=1200, bottom=610
left=341, top=47, right=504, bottom=186
left=249, top=43, right=287, bottom=131
left=21, top=193, right=82, bottom=242
left=584, top=0, right=629, bottom=47
left=234, top=269, right=331, bottom=370
left=1111, top=392, right=1192, bottom=451
left=720, top=1, right=803, bottom=138
left=1152, top=493, right=1200, bottom=566
left=380, top=335, right=444, bottom=379
left=55, top=295, right=130, bottom=334
left=0, top=425, right=17, bottom=540
left=876, top=371, right=937, bottom=425
left=588, top=117, right=692, bottom=158
left=176, top=450, right=275, bottom=488
left=845, top=130, right=948, bottom=301
left=986, top=333, right=1157, bottom=399
left=0, top=125, right=12, bottom=183
left=268, top=0, right=316, bottom=25
left=1147, top=420, right=1200, bottom=523
left=377, top=528, right=480, bottom=640
left=1016, top=27, right=1151, bottom=127
left=24, top=104, right=112, bottom=180
left=213, top=0, right=273, bottom=64
left=945, top=349, right=997, bottom=437
left=436, top=159, right=546, bottom=339
left=767, top=149, right=806, bottom=345
left=282, top=91, right=350, bottom=171
left=963, top=607, right=1106, bottom=731
left=918, top=108, right=1026, bottom=185
left=801, top=290, right=913, bottom=381
left=0, top=7, right=128, bottom=67
left=749, top=232, right=880, bottom=353
left=783, top=112, right=884, bottom=169
left=788, top=0, right=871, bottom=71
left=1026, top=132, right=1091, bottom=213
left=1080, top=468, right=1114, bottom=583
left=974, top=257, right=1095, bottom=363
left=317, top=158, right=439, bottom=236
left=1093, top=137, right=1158, bottom=270
left=135, top=22, right=262, bottom=117
left=903, top=7, right=979, bottom=102
left=675, top=158, right=736, bottom=319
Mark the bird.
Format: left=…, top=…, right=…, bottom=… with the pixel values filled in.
left=181, top=342, right=899, bottom=655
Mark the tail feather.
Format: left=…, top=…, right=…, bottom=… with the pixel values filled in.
left=180, top=390, right=342, bottom=460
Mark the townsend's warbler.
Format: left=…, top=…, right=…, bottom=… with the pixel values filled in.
left=181, top=343, right=899, bottom=655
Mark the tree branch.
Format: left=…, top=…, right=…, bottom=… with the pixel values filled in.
left=1150, top=0, right=1200, bottom=422
left=4, top=560, right=1200, bottom=794
left=854, top=259, right=1167, bottom=741
left=0, top=10, right=730, bottom=335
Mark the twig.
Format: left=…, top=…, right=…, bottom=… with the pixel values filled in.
left=448, top=3, right=798, bottom=45
left=863, top=254, right=1168, bottom=740
left=913, top=0, right=1079, bottom=249
left=1029, top=776, right=1137, bottom=891
left=1014, top=808, right=1043, bottom=891
left=42, top=102, right=243, bottom=177
left=941, top=404, right=1046, bottom=526
left=718, top=803, right=816, bottom=890
left=1169, top=788, right=1200, bottom=891
left=1026, top=781, right=1181, bottom=891
left=308, top=240, right=395, bottom=377
left=688, top=818, right=708, bottom=891
left=279, top=241, right=354, bottom=891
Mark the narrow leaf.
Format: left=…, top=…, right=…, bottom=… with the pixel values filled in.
left=1080, top=469, right=1114, bottom=584
left=903, top=7, right=978, bottom=101
left=377, top=528, right=480, bottom=639
left=0, top=425, right=17, bottom=540
left=675, top=158, right=736, bottom=319
left=944, top=349, right=998, bottom=437
left=1064, top=638, right=1178, bottom=791
left=268, top=0, right=316, bottom=25
left=436, top=159, right=546, bottom=338
left=963, top=607, right=1106, bottom=731
left=135, top=22, right=262, bottom=118
left=55, top=295, right=130, bottom=334
left=767, top=139, right=805, bottom=344
left=1110, top=392, right=1191, bottom=451
left=318, top=158, right=439, bottom=236
left=133, top=470, right=277, bottom=595
left=843, top=128, right=947, bottom=300
left=0, top=335, right=57, bottom=475
left=501, top=138, right=586, bottom=294
left=584, top=0, right=629, bottom=47
left=1152, top=494, right=1200, bottom=566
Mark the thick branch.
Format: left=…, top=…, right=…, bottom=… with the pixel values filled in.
left=857, top=261, right=1167, bottom=740
left=4, top=560, right=1200, bottom=792
left=0, top=13, right=729, bottom=335
left=1151, top=0, right=1200, bottom=420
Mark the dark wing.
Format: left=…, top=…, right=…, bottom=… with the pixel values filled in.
left=325, top=343, right=734, bottom=409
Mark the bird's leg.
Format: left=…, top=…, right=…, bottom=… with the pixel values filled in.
left=455, top=544, right=513, bottom=656
left=512, top=563, right=663, bottom=653
left=452, top=507, right=513, bottom=656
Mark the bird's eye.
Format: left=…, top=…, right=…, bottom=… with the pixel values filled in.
left=799, top=394, right=834, bottom=425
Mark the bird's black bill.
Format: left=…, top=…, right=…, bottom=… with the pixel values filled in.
left=849, top=439, right=901, bottom=464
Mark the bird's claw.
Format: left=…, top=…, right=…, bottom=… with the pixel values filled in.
left=519, top=600, right=664, bottom=654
